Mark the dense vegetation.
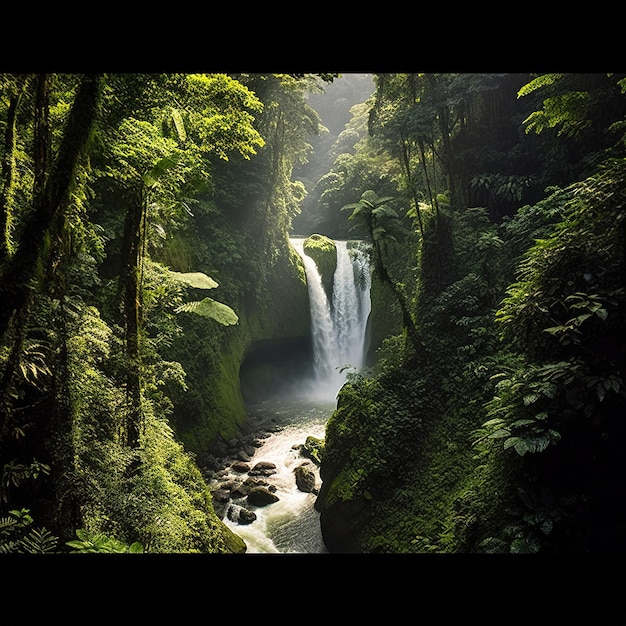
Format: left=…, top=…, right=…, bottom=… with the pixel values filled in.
left=314, top=73, right=626, bottom=556
left=0, top=73, right=334, bottom=553
left=1, top=72, right=625, bottom=563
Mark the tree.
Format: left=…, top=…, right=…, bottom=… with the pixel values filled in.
left=99, top=73, right=265, bottom=448
left=343, top=189, right=422, bottom=353
left=0, top=74, right=101, bottom=341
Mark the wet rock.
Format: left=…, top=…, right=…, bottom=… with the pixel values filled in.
left=236, top=450, right=252, bottom=462
left=243, top=477, right=270, bottom=490
left=212, top=488, right=231, bottom=503
left=247, top=486, right=280, bottom=507
left=231, top=461, right=251, bottom=473
left=238, top=508, right=257, bottom=525
left=229, top=483, right=248, bottom=499
left=294, top=462, right=317, bottom=493
left=227, top=505, right=257, bottom=525
left=249, top=461, right=277, bottom=476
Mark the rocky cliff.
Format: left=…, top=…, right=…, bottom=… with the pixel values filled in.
left=166, top=241, right=311, bottom=463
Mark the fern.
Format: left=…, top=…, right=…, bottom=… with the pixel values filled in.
left=18, top=527, right=59, bottom=554
left=0, top=509, right=58, bottom=553
left=517, top=73, right=564, bottom=98
left=17, top=340, right=52, bottom=390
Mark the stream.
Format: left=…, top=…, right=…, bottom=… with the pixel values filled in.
left=216, top=238, right=371, bottom=553
left=221, top=394, right=334, bottom=553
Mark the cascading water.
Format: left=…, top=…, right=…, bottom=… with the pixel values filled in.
left=218, top=237, right=371, bottom=553
left=291, top=237, right=371, bottom=399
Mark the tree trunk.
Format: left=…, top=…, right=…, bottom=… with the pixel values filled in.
left=0, top=73, right=101, bottom=341
left=366, top=213, right=423, bottom=355
left=33, top=74, right=51, bottom=200
left=0, top=85, right=23, bottom=265
left=119, top=189, right=146, bottom=448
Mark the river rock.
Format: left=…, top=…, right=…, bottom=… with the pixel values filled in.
left=247, top=486, right=280, bottom=507
left=249, top=461, right=277, bottom=476
left=229, top=483, right=248, bottom=499
left=294, top=462, right=317, bottom=493
left=236, top=450, right=252, bottom=462
left=231, top=461, right=251, bottom=473
left=244, top=476, right=270, bottom=490
left=227, top=505, right=257, bottom=525
left=212, top=488, right=231, bottom=503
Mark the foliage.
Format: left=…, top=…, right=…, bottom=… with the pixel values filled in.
left=1, top=460, right=50, bottom=504
left=66, top=528, right=143, bottom=553
left=0, top=508, right=59, bottom=553
left=3, top=71, right=626, bottom=556
left=169, top=269, right=239, bottom=326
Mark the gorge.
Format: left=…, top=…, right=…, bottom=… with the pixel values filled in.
left=210, top=235, right=372, bottom=552
left=2, top=71, right=625, bottom=585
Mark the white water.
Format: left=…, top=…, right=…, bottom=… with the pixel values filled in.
left=222, top=397, right=333, bottom=553
left=291, top=237, right=371, bottom=400
left=220, top=237, right=371, bottom=553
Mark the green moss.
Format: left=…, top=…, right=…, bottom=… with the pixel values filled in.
left=303, top=234, right=337, bottom=299
left=166, top=240, right=311, bottom=460
left=366, top=276, right=402, bottom=365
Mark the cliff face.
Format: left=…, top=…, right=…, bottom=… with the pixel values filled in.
left=166, top=243, right=311, bottom=462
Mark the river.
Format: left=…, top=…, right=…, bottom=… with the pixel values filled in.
left=221, top=394, right=334, bottom=553
left=219, top=237, right=371, bottom=553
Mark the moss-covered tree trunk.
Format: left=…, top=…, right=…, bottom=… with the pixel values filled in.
left=119, top=189, right=145, bottom=448
left=0, top=86, right=21, bottom=265
left=0, top=73, right=101, bottom=341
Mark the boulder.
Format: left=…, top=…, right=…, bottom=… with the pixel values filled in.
left=294, top=462, right=317, bottom=493
left=227, top=505, right=257, bottom=525
left=249, top=461, right=277, bottom=476
left=300, top=436, right=324, bottom=466
left=247, top=486, right=280, bottom=507
left=231, top=461, right=250, bottom=473
left=236, top=450, right=252, bottom=462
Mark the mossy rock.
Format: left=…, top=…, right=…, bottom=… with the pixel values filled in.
left=301, top=435, right=324, bottom=466
left=303, top=234, right=337, bottom=300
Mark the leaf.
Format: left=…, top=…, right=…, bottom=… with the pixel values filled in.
left=171, top=108, right=186, bottom=142
left=488, top=428, right=511, bottom=439
left=504, top=436, right=523, bottom=450
left=143, top=153, right=181, bottom=188
left=514, top=439, right=529, bottom=455
left=509, top=419, right=537, bottom=428
left=175, top=298, right=239, bottom=326
left=372, top=206, right=399, bottom=219
left=523, top=392, right=539, bottom=406
left=596, top=384, right=606, bottom=402
left=169, top=271, right=219, bottom=290
left=547, top=429, right=561, bottom=442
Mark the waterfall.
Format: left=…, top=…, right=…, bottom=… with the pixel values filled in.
left=290, top=237, right=371, bottom=399
left=216, top=238, right=371, bottom=553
